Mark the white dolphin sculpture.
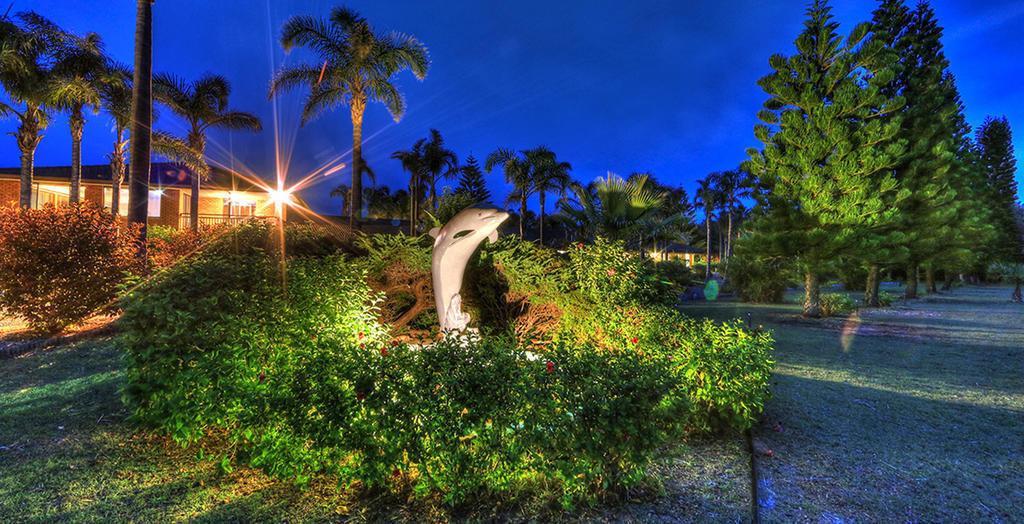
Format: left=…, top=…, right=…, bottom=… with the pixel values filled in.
left=429, top=207, right=509, bottom=334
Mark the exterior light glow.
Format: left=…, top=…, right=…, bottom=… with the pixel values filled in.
left=268, top=189, right=292, bottom=204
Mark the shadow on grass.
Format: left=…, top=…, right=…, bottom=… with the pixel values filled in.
left=756, top=372, right=1023, bottom=522
left=681, top=285, right=1024, bottom=521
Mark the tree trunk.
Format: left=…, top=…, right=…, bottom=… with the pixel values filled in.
left=519, top=201, right=526, bottom=238
left=803, top=272, right=822, bottom=317
left=349, top=97, right=366, bottom=230
left=69, top=108, right=84, bottom=204
left=941, top=270, right=954, bottom=291
left=190, top=166, right=201, bottom=232
left=539, top=191, right=545, bottom=246
left=705, top=218, right=711, bottom=281
left=924, top=265, right=937, bottom=294
left=110, top=130, right=125, bottom=216
left=864, top=264, right=881, bottom=307
left=904, top=262, right=918, bottom=299
left=17, top=106, right=42, bottom=209
left=723, top=210, right=733, bottom=281
left=408, top=171, right=416, bottom=235
left=128, top=0, right=153, bottom=265
left=430, top=179, right=437, bottom=211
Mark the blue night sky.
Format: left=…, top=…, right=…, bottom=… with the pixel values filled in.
left=5, top=0, right=1024, bottom=215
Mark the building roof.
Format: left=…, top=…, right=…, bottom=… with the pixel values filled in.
left=0, top=162, right=267, bottom=192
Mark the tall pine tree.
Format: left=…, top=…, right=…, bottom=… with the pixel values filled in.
left=745, top=0, right=904, bottom=316
left=976, top=116, right=1021, bottom=262
left=870, top=0, right=961, bottom=301
left=455, top=154, right=492, bottom=206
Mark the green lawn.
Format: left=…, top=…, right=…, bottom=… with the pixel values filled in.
left=3, top=284, right=1019, bottom=522
left=682, top=284, right=1024, bottom=522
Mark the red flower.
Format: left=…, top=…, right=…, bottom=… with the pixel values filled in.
left=546, top=362, right=554, bottom=373
left=381, top=347, right=387, bottom=356
left=356, top=392, right=365, bottom=401
left=393, top=468, right=401, bottom=478
left=360, top=343, right=365, bottom=349
left=258, top=373, right=266, bottom=382
left=577, top=243, right=583, bottom=249
left=358, top=332, right=364, bottom=339
left=630, top=337, right=638, bottom=344
left=607, top=269, right=616, bottom=276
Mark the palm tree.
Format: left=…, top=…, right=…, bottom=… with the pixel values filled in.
left=269, top=6, right=429, bottom=229
left=418, top=129, right=458, bottom=210
left=485, top=148, right=534, bottom=238
left=100, top=63, right=201, bottom=217
left=695, top=176, right=719, bottom=281
left=0, top=12, right=60, bottom=208
left=330, top=157, right=376, bottom=217
left=154, top=73, right=262, bottom=231
left=391, top=144, right=428, bottom=234
left=558, top=173, right=664, bottom=246
left=127, top=0, right=153, bottom=255
left=526, top=146, right=571, bottom=246
left=710, top=169, right=751, bottom=263
left=51, top=29, right=110, bottom=204
left=98, top=63, right=131, bottom=215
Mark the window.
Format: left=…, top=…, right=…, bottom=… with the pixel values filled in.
left=148, top=191, right=162, bottom=217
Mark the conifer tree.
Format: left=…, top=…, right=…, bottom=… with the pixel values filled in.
left=455, top=155, right=492, bottom=206
left=745, top=0, right=904, bottom=317
left=976, top=116, right=1021, bottom=262
left=869, top=0, right=961, bottom=301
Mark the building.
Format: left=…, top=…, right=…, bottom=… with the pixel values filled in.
left=0, top=162, right=289, bottom=229
left=648, top=242, right=711, bottom=266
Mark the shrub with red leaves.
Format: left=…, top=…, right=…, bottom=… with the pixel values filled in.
left=0, top=203, right=143, bottom=333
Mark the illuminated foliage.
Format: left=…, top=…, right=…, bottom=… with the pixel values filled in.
left=0, top=202, right=142, bottom=333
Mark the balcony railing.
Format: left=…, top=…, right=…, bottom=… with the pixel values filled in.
left=177, top=214, right=279, bottom=230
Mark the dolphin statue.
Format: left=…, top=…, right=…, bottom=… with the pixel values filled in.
left=429, top=207, right=509, bottom=334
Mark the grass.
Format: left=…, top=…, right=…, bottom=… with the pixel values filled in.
left=5, top=283, right=1018, bottom=521
left=0, top=334, right=750, bottom=522
left=681, top=284, right=1024, bottom=522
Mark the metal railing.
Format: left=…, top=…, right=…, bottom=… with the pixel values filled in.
left=177, top=214, right=279, bottom=230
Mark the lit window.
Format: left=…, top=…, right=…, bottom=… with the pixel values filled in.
left=149, top=190, right=162, bottom=217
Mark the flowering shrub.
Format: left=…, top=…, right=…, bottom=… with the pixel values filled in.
left=565, top=238, right=660, bottom=305
left=0, top=203, right=142, bottom=333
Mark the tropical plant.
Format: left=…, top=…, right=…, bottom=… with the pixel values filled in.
left=50, top=26, right=111, bottom=203
left=391, top=143, right=430, bottom=234
left=127, top=0, right=153, bottom=259
left=485, top=148, right=534, bottom=238
left=694, top=176, right=718, bottom=281
left=99, top=63, right=203, bottom=217
left=527, top=146, right=571, bottom=246
left=558, top=173, right=664, bottom=247
left=269, top=6, right=429, bottom=229
left=154, top=73, right=262, bottom=231
left=0, top=12, right=61, bottom=208
left=418, top=129, right=458, bottom=210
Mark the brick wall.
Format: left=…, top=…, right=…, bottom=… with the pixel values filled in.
left=84, top=185, right=104, bottom=206
left=0, top=180, right=18, bottom=207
